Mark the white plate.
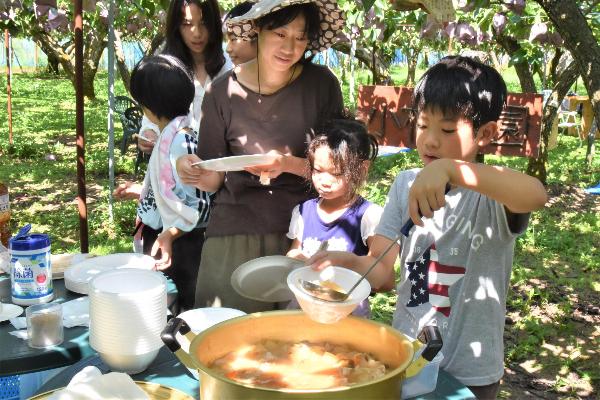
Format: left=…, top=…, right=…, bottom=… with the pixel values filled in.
left=177, top=307, right=246, bottom=378
left=178, top=307, right=246, bottom=334
left=192, top=154, right=278, bottom=172
left=0, top=303, right=24, bottom=322
left=231, top=255, right=303, bottom=302
left=64, top=253, right=156, bottom=295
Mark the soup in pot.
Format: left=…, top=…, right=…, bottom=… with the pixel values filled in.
left=210, top=339, right=387, bottom=390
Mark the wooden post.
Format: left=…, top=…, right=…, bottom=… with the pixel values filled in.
left=74, top=0, right=89, bottom=253
left=4, top=29, right=13, bottom=145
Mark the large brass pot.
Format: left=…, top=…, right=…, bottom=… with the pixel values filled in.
left=162, top=311, right=439, bottom=400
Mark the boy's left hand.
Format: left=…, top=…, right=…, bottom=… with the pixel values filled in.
left=409, top=159, right=451, bottom=226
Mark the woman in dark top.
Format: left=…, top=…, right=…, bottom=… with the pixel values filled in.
left=176, top=0, right=345, bottom=312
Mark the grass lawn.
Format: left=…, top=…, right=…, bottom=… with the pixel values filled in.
left=0, top=69, right=598, bottom=399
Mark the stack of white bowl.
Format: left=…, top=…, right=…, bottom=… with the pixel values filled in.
left=89, top=268, right=167, bottom=374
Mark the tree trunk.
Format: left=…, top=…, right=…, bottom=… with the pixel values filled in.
left=526, top=61, right=579, bottom=183
left=46, top=52, right=60, bottom=74
left=404, top=47, right=420, bottom=87
left=31, top=25, right=107, bottom=100
left=371, top=44, right=378, bottom=85
left=113, top=29, right=131, bottom=93
left=535, top=0, right=600, bottom=157
left=490, top=51, right=502, bottom=71
left=32, top=32, right=75, bottom=79
left=494, top=33, right=537, bottom=93
left=35, top=35, right=66, bottom=76
left=548, top=48, right=563, bottom=86
left=149, top=32, right=165, bottom=55
left=81, top=25, right=108, bottom=100
left=332, top=42, right=391, bottom=84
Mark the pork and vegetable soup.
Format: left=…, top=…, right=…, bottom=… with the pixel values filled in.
left=210, top=339, right=387, bottom=390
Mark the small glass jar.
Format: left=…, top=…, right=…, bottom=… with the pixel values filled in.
left=26, top=302, right=63, bottom=348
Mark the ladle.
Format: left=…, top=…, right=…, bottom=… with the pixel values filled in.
left=300, top=235, right=400, bottom=302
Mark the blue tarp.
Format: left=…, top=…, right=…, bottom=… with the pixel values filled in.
left=584, top=182, right=600, bottom=195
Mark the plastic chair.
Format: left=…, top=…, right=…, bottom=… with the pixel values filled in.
left=557, top=110, right=582, bottom=144
left=111, top=97, right=149, bottom=175
left=0, top=375, right=19, bottom=400
left=114, top=95, right=137, bottom=116
left=121, top=106, right=150, bottom=175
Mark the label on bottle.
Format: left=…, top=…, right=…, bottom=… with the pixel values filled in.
left=0, top=194, right=8, bottom=213
left=11, top=248, right=53, bottom=303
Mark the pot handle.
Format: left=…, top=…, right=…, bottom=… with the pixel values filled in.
left=160, top=317, right=199, bottom=370
left=405, top=325, right=443, bottom=378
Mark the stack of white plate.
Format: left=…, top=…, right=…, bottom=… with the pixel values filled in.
left=88, top=268, right=167, bottom=374
left=64, top=253, right=156, bottom=294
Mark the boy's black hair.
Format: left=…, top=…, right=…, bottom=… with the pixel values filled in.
left=412, top=55, right=507, bottom=132
left=256, top=3, right=320, bottom=64
left=223, top=1, right=254, bottom=22
left=308, top=117, right=378, bottom=201
left=164, top=0, right=225, bottom=79
left=130, top=55, right=194, bottom=121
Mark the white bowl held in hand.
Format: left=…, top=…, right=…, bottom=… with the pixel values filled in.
left=287, top=266, right=371, bottom=324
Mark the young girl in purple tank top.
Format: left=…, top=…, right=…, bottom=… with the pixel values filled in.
left=286, top=118, right=383, bottom=317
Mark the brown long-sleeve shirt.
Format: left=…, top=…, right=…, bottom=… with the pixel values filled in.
left=198, top=63, right=344, bottom=237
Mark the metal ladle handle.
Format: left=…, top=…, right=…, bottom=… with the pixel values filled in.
left=344, top=235, right=400, bottom=299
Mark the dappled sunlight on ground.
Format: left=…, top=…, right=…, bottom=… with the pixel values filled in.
left=502, top=183, right=599, bottom=399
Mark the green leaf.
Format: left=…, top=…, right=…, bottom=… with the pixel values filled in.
left=361, top=0, right=375, bottom=12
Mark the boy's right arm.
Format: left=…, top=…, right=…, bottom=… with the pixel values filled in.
left=408, top=159, right=547, bottom=227
left=306, top=234, right=397, bottom=291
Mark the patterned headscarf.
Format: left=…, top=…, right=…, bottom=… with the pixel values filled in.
left=226, top=0, right=345, bottom=54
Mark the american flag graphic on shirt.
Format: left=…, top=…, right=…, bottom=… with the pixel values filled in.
left=406, top=244, right=466, bottom=317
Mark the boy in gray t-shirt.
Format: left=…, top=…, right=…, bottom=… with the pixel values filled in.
left=308, top=56, right=547, bottom=399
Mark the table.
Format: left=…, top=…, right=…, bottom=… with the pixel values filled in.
left=35, top=347, right=475, bottom=399
left=0, top=274, right=178, bottom=377
left=0, top=276, right=93, bottom=377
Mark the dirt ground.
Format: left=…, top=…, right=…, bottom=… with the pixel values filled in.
left=499, top=185, right=599, bottom=399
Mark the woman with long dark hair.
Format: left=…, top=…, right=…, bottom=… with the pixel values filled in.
left=137, top=0, right=232, bottom=150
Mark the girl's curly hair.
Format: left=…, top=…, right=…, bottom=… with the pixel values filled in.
left=308, top=117, right=378, bottom=202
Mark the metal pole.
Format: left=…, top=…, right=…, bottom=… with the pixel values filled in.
left=4, top=29, right=12, bottom=145
left=34, top=43, right=38, bottom=70
left=107, top=0, right=115, bottom=221
left=74, top=0, right=89, bottom=252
